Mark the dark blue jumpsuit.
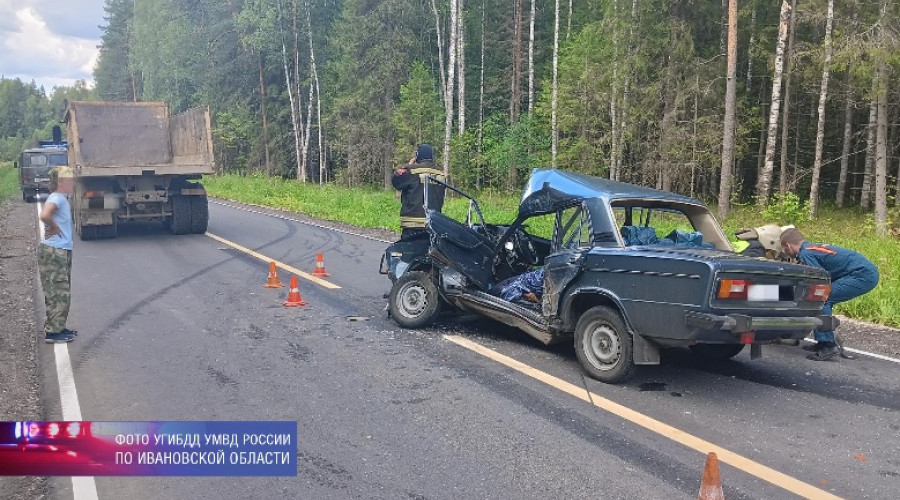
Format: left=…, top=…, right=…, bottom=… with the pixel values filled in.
left=796, top=242, right=879, bottom=343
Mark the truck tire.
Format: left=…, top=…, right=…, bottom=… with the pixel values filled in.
left=689, top=344, right=745, bottom=361
left=170, top=196, right=191, bottom=235
left=389, top=271, right=440, bottom=328
left=189, top=195, right=209, bottom=234
left=23, top=190, right=33, bottom=203
left=574, top=306, right=635, bottom=384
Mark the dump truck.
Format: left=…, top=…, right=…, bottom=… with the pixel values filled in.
left=14, top=125, right=68, bottom=203
left=64, top=101, right=214, bottom=240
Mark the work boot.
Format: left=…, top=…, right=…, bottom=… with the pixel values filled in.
left=802, top=342, right=820, bottom=352
left=806, top=342, right=839, bottom=361
left=44, top=331, right=75, bottom=344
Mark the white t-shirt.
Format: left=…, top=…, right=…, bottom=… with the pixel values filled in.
left=42, top=192, right=73, bottom=251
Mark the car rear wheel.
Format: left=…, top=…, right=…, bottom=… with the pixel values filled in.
left=689, top=343, right=745, bottom=361
left=574, top=306, right=635, bottom=383
left=389, top=271, right=440, bottom=328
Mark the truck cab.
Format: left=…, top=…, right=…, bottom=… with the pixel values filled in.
left=15, top=130, right=68, bottom=202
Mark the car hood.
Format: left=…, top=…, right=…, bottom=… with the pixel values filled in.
left=616, top=247, right=830, bottom=279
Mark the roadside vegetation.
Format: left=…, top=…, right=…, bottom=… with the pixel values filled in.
left=205, top=173, right=900, bottom=328
left=0, top=162, right=19, bottom=199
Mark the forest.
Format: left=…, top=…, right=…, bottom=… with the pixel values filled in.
left=1, top=0, right=898, bottom=230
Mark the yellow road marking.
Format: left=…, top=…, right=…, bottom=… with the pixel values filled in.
left=205, top=232, right=341, bottom=289
left=444, top=334, right=844, bottom=500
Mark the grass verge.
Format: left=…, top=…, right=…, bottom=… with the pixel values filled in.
left=203, top=173, right=900, bottom=328
left=0, top=162, right=19, bottom=199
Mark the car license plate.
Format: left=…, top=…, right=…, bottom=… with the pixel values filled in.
left=34, top=177, right=49, bottom=182
left=748, top=284, right=779, bottom=301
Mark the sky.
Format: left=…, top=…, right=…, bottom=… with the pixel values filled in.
left=0, top=0, right=106, bottom=91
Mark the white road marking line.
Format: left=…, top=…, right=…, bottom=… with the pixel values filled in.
left=210, top=199, right=394, bottom=244
left=36, top=201, right=100, bottom=500
left=800, top=337, right=900, bottom=364
left=205, top=231, right=341, bottom=289
left=444, top=334, right=844, bottom=500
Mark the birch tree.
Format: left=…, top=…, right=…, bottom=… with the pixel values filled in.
left=718, top=0, right=738, bottom=219
left=778, top=0, right=797, bottom=196
left=527, top=0, right=536, bottom=114
left=457, top=0, right=466, bottom=135
left=443, top=0, right=458, bottom=177
left=861, top=98, right=876, bottom=210
left=551, top=0, right=560, bottom=168
left=836, top=87, right=853, bottom=208
left=808, top=0, right=835, bottom=219
left=757, top=1, right=792, bottom=209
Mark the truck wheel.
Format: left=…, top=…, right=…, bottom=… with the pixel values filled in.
left=79, top=226, right=99, bottom=241
left=689, top=344, right=745, bottom=361
left=97, top=218, right=118, bottom=239
left=189, top=195, right=209, bottom=234
left=23, top=190, right=33, bottom=203
left=170, top=196, right=191, bottom=235
left=574, top=306, right=635, bottom=383
left=389, top=271, right=440, bottom=328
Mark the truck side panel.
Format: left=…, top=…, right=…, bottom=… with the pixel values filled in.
left=68, top=101, right=172, bottom=169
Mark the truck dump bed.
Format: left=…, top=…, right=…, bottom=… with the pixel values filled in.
left=65, top=101, right=214, bottom=177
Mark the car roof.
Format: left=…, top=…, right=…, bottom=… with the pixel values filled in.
left=519, top=168, right=704, bottom=217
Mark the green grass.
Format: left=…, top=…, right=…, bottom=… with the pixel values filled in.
left=204, top=174, right=900, bottom=328
left=0, top=161, right=20, bottom=199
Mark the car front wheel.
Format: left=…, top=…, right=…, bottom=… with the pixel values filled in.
left=389, top=271, right=440, bottom=328
left=574, top=306, right=635, bottom=383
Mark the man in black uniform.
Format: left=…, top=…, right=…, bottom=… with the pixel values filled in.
left=391, top=144, right=446, bottom=240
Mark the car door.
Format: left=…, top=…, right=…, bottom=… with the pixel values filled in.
left=427, top=211, right=495, bottom=290
left=543, top=203, right=592, bottom=316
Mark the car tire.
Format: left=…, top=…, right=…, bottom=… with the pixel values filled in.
left=574, top=306, right=635, bottom=383
left=389, top=271, right=440, bottom=329
left=170, top=196, right=191, bottom=235
left=689, top=343, right=745, bottom=361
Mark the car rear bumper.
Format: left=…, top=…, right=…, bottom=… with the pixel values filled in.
left=685, top=311, right=839, bottom=333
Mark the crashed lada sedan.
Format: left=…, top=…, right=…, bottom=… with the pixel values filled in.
left=380, top=169, right=833, bottom=383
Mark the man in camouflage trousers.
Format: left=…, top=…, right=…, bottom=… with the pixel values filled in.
left=38, top=166, right=77, bottom=343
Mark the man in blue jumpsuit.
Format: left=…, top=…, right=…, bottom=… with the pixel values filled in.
left=780, top=228, right=879, bottom=361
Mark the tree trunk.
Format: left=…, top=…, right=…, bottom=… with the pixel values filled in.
left=874, top=59, right=889, bottom=236
left=757, top=1, right=792, bottom=209
left=508, top=0, right=523, bottom=188
left=566, top=0, right=573, bottom=40
left=527, top=0, right=536, bottom=114
left=551, top=0, right=560, bottom=169
left=616, top=0, right=638, bottom=182
left=257, top=53, right=272, bottom=177
left=861, top=97, right=876, bottom=210
left=836, top=88, right=853, bottom=208
left=457, top=0, right=466, bottom=135
left=778, top=0, right=797, bottom=196
left=746, top=5, right=756, bottom=90
left=431, top=0, right=447, bottom=104
left=477, top=0, right=485, bottom=189
left=609, top=0, right=620, bottom=180
left=718, top=0, right=738, bottom=219
left=443, top=0, right=458, bottom=177
left=277, top=0, right=303, bottom=182
left=808, top=0, right=834, bottom=219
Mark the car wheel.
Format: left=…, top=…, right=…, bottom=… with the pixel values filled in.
left=574, top=306, right=635, bottom=383
left=689, top=343, right=745, bottom=361
left=389, top=271, right=440, bottom=328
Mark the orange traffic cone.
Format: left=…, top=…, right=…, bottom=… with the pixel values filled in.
left=311, top=252, right=330, bottom=277
left=263, top=261, right=285, bottom=288
left=697, top=452, right=725, bottom=500
left=282, top=275, right=308, bottom=307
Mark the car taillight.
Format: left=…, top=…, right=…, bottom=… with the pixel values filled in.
left=717, top=279, right=750, bottom=300
left=806, top=284, right=830, bottom=302
left=83, top=190, right=104, bottom=199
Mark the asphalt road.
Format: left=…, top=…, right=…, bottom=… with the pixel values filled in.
left=33, top=199, right=900, bottom=500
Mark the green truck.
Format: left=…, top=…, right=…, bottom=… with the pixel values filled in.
left=14, top=126, right=68, bottom=203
